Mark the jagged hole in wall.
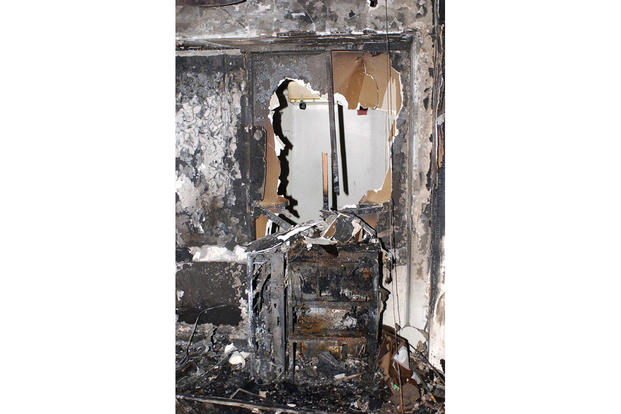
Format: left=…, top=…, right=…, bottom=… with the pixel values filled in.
left=257, top=52, right=402, bottom=237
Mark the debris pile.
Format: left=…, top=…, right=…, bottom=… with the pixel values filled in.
left=377, top=326, right=445, bottom=414
left=176, top=323, right=445, bottom=413
left=176, top=213, right=445, bottom=413
left=246, top=210, right=377, bottom=253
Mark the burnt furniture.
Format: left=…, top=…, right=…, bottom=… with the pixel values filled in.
left=285, top=241, right=381, bottom=381
left=248, top=237, right=381, bottom=383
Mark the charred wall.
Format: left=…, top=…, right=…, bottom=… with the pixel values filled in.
left=176, top=54, right=252, bottom=337
left=176, top=54, right=250, bottom=249
left=176, top=0, right=431, bottom=44
left=176, top=262, right=247, bottom=328
left=175, top=0, right=444, bottom=369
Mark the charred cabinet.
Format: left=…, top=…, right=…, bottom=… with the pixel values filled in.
left=248, top=240, right=381, bottom=383
left=286, top=242, right=381, bottom=382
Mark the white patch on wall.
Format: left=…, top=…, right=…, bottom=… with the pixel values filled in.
left=189, top=244, right=247, bottom=263
left=176, top=290, right=184, bottom=301
left=383, top=264, right=430, bottom=350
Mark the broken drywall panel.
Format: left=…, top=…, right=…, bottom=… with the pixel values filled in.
left=276, top=96, right=330, bottom=222
left=252, top=55, right=330, bottom=232
left=257, top=119, right=288, bottom=208
left=428, top=290, right=444, bottom=368
left=176, top=55, right=250, bottom=248
left=251, top=49, right=412, bottom=260
left=382, top=278, right=429, bottom=354
left=382, top=264, right=431, bottom=351
left=252, top=53, right=329, bottom=125
left=332, top=51, right=402, bottom=115
left=334, top=96, right=393, bottom=208
left=360, top=167, right=392, bottom=204
left=261, top=78, right=327, bottom=221
left=276, top=223, right=316, bottom=241
left=287, top=81, right=322, bottom=102
left=331, top=51, right=403, bottom=208
left=176, top=0, right=432, bottom=44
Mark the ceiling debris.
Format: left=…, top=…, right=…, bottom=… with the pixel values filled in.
left=247, top=211, right=375, bottom=254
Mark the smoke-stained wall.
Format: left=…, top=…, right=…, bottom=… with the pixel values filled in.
left=175, top=0, right=444, bottom=369
left=176, top=55, right=250, bottom=249
left=177, top=0, right=431, bottom=43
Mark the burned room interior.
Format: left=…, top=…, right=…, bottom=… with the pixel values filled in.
left=176, top=1, right=445, bottom=412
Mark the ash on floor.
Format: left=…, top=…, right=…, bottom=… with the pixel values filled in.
left=176, top=323, right=444, bottom=413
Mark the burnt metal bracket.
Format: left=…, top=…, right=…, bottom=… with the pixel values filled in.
left=325, top=52, right=340, bottom=201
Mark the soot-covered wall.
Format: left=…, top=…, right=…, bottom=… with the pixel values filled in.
left=176, top=54, right=251, bottom=338
left=175, top=0, right=444, bottom=369
left=176, top=55, right=250, bottom=249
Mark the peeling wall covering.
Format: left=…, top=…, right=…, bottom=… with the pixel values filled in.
left=176, top=55, right=250, bottom=248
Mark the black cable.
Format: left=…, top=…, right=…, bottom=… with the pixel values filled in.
left=178, top=304, right=228, bottom=367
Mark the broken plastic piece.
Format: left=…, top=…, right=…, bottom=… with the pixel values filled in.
left=393, top=345, right=410, bottom=369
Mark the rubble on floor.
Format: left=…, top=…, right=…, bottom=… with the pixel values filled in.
left=176, top=322, right=444, bottom=413
left=176, top=212, right=444, bottom=413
